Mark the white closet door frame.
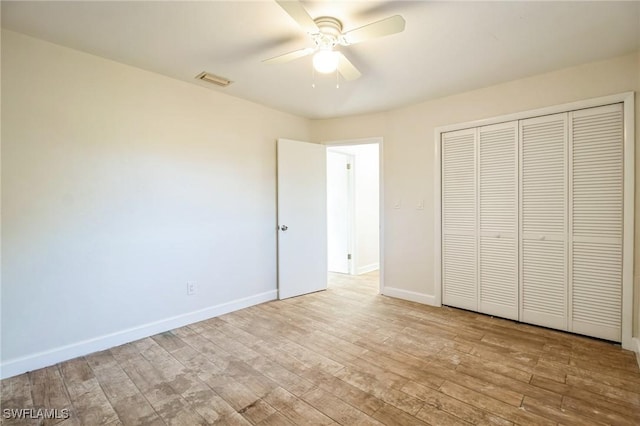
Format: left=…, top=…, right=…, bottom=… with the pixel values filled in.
left=433, top=92, right=634, bottom=350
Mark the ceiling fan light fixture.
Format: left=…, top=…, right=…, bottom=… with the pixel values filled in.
left=313, top=50, right=339, bottom=74
left=268, top=0, right=406, bottom=82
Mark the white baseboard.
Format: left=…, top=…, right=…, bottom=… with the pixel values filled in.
left=0, top=290, right=277, bottom=380
left=634, top=337, right=640, bottom=369
left=381, top=286, right=438, bottom=306
left=357, top=263, right=379, bottom=275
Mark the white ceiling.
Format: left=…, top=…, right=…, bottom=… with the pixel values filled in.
left=2, top=1, right=639, bottom=119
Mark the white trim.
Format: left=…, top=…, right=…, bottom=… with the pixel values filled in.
left=357, top=263, right=380, bottom=275
left=0, top=290, right=277, bottom=380
left=382, top=287, right=437, bottom=306
left=435, top=92, right=635, bottom=134
left=634, top=337, right=640, bottom=369
left=326, top=148, right=356, bottom=275
left=322, top=137, right=384, bottom=294
left=348, top=154, right=356, bottom=275
left=434, top=92, right=635, bottom=349
left=379, top=141, right=385, bottom=296
left=434, top=130, right=442, bottom=307
left=621, top=94, right=635, bottom=350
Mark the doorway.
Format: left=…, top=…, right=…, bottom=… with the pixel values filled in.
left=325, top=139, right=382, bottom=291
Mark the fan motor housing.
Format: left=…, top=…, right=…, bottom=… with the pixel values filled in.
left=314, top=16, right=343, bottom=36
left=313, top=16, right=343, bottom=48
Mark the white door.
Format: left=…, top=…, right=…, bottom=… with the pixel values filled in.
left=520, top=113, right=568, bottom=331
left=478, top=121, right=519, bottom=320
left=327, top=150, right=353, bottom=274
left=441, top=128, right=478, bottom=311
left=569, top=104, right=624, bottom=341
left=277, top=139, right=327, bottom=299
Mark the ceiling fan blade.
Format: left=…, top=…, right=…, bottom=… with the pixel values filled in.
left=263, top=47, right=315, bottom=64
left=276, top=0, right=319, bottom=34
left=341, top=15, right=405, bottom=45
left=336, top=52, right=361, bottom=81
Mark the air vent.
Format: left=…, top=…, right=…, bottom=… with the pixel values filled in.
left=195, top=72, right=232, bottom=87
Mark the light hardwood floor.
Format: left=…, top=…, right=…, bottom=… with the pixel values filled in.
left=2, top=271, right=640, bottom=425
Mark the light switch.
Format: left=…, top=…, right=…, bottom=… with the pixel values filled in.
left=417, top=199, right=424, bottom=210
left=393, top=199, right=401, bottom=209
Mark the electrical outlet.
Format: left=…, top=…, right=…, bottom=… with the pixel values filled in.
left=187, top=281, right=197, bottom=296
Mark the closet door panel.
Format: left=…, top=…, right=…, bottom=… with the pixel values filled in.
left=443, top=234, right=476, bottom=309
left=520, top=113, right=568, bottom=330
left=570, top=104, right=623, bottom=341
left=478, top=122, right=518, bottom=320
left=521, top=239, right=566, bottom=327
left=442, top=128, right=477, bottom=310
left=571, top=242, right=622, bottom=340
left=479, top=236, right=518, bottom=319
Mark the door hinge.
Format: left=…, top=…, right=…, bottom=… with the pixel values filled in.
left=347, top=254, right=352, bottom=260
left=346, top=163, right=352, bottom=170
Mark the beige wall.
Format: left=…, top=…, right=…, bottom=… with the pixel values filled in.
left=1, top=30, right=310, bottom=375
left=311, top=51, right=640, bottom=338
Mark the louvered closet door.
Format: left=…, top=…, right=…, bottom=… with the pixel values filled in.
left=442, top=128, right=477, bottom=311
left=520, top=113, right=568, bottom=330
left=569, top=104, right=623, bottom=341
left=478, top=122, right=518, bottom=320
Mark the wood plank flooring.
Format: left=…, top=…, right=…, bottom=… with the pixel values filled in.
left=2, top=271, right=639, bottom=425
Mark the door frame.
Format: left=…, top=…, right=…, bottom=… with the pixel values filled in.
left=433, top=92, right=635, bottom=350
left=326, top=149, right=356, bottom=275
left=322, top=137, right=384, bottom=294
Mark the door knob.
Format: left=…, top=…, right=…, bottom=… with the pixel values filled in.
left=280, top=225, right=288, bottom=231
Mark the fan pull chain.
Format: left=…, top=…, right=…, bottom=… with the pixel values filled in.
left=336, top=70, right=340, bottom=89
left=311, top=66, right=316, bottom=89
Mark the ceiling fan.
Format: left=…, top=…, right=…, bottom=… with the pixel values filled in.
left=264, top=0, right=406, bottom=81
